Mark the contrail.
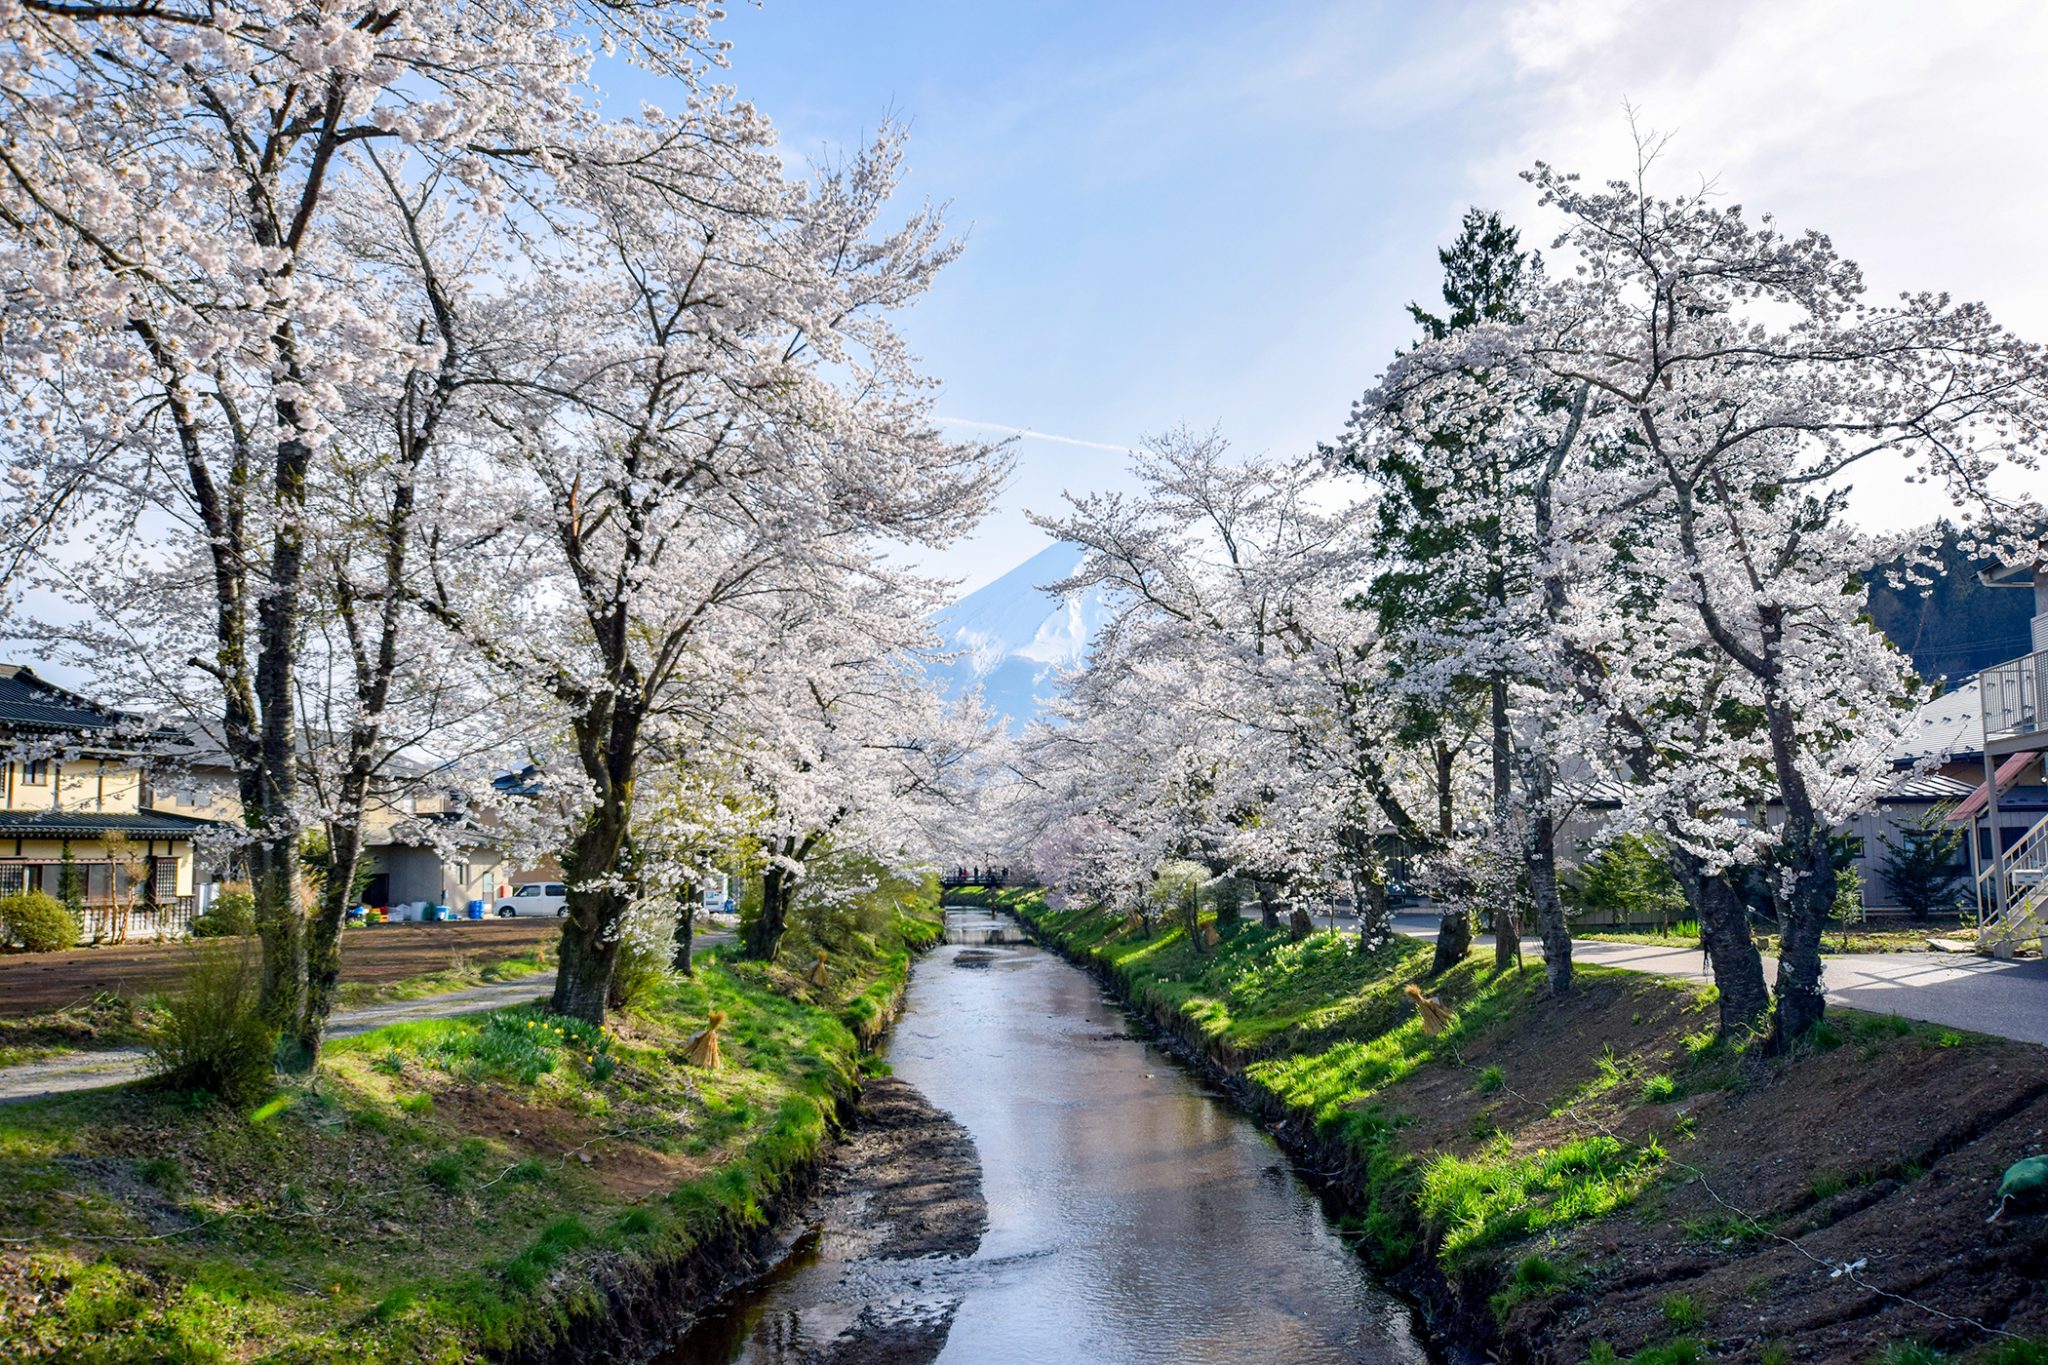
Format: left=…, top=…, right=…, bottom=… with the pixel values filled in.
left=936, top=416, right=1136, bottom=454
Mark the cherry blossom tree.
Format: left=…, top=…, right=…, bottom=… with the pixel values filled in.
left=0, top=0, right=733, bottom=1045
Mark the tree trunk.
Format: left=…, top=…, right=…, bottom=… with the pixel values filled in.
left=1768, top=822, right=1837, bottom=1047
left=1668, top=847, right=1770, bottom=1038
left=746, top=863, right=794, bottom=962
left=1489, top=678, right=1522, bottom=972
left=672, top=881, right=697, bottom=976
left=552, top=791, right=634, bottom=1023
left=1525, top=806, right=1571, bottom=995
left=295, top=816, right=366, bottom=1063
left=1430, top=907, right=1471, bottom=975
left=1258, top=880, right=1279, bottom=931
left=1354, top=871, right=1390, bottom=953
left=1520, top=751, right=1572, bottom=995
left=1431, top=740, right=1472, bottom=971
left=1761, top=693, right=1836, bottom=1049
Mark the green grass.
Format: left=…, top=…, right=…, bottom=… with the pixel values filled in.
left=1418, top=1134, right=1665, bottom=1264
left=0, top=901, right=942, bottom=1362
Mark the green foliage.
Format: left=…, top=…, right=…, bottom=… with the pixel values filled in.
left=1475, top=1065, right=1505, bottom=1094
left=1974, top=1340, right=2048, bottom=1365
left=1564, top=834, right=1687, bottom=930
left=187, top=883, right=255, bottom=938
left=299, top=827, right=377, bottom=901
left=1148, top=860, right=1208, bottom=947
left=143, top=938, right=278, bottom=1106
left=55, top=841, right=84, bottom=914
left=606, top=922, right=673, bottom=1011
left=1639, top=1073, right=1677, bottom=1103
left=1660, top=1292, right=1705, bottom=1330
left=1490, top=1252, right=1568, bottom=1322
left=1418, top=1133, right=1664, bottom=1264
left=0, top=889, right=80, bottom=952
left=1877, top=806, right=1968, bottom=922
left=1864, top=520, right=2038, bottom=684
left=1210, top=875, right=1245, bottom=939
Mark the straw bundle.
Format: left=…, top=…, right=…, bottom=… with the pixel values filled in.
left=683, top=1009, right=726, bottom=1070
left=808, top=950, right=830, bottom=987
left=1403, top=983, right=1456, bottom=1036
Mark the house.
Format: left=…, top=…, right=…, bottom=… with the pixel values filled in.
left=0, top=666, right=222, bottom=940
left=1953, top=558, right=2048, bottom=953
left=150, top=728, right=521, bottom=919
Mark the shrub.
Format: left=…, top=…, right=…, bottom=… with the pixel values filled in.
left=1660, top=1292, right=1704, bottom=1330
left=1475, top=1065, right=1506, bottom=1094
left=144, top=938, right=277, bottom=1105
left=188, top=883, right=255, bottom=938
left=607, top=924, right=673, bottom=1011
left=0, top=890, right=80, bottom=952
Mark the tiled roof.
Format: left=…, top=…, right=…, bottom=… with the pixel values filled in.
left=0, top=666, right=137, bottom=735
left=0, top=809, right=227, bottom=839
left=1899, top=686, right=1983, bottom=762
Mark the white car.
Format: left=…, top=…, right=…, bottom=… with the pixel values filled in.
left=496, top=882, right=569, bottom=917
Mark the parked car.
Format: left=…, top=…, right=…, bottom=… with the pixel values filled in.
left=496, top=883, right=569, bottom=917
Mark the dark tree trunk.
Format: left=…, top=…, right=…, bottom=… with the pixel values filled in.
left=552, top=780, right=634, bottom=1023
left=746, top=862, right=795, bottom=962
left=672, top=881, right=697, bottom=976
left=1258, top=880, right=1280, bottom=931
left=1431, top=740, right=1472, bottom=969
left=1519, top=752, right=1572, bottom=995
left=1287, top=905, right=1313, bottom=940
left=1489, top=677, right=1522, bottom=972
left=1354, top=871, right=1390, bottom=953
left=1668, top=852, right=1771, bottom=1038
left=1768, top=816, right=1837, bottom=1047
left=296, top=815, right=365, bottom=1063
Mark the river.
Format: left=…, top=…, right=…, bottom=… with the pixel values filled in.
left=661, top=906, right=1424, bottom=1364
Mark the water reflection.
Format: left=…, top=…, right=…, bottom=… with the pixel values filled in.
left=664, top=907, right=1422, bottom=1365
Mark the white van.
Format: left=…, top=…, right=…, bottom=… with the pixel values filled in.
left=495, top=883, right=569, bottom=917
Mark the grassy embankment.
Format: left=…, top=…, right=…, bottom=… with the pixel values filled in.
left=0, top=906, right=941, bottom=1362
left=1013, top=889, right=2048, bottom=1365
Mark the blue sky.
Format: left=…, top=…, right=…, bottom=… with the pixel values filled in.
left=625, top=0, right=2048, bottom=594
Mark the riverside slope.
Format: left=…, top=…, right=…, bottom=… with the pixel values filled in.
left=1015, top=892, right=2048, bottom=1365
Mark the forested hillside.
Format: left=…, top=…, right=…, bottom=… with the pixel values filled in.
left=1866, top=523, right=2037, bottom=685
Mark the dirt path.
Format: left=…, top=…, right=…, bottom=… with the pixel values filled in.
left=0, top=919, right=559, bottom=1016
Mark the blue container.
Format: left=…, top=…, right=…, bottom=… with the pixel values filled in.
left=466, top=900, right=485, bottom=920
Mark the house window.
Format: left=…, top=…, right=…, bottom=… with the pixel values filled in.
left=151, top=857, right=177, bottom=902
left=0, top=866, right=23, bottom=897
left=21, top=760, right=48, bottom=786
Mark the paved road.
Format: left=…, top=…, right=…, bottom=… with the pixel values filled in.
left=1382, top=911, right=2048, bottom=1046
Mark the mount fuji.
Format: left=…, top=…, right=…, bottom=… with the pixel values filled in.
left=930, top=540, right=1110, bottom=732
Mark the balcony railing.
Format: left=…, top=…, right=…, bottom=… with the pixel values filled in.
left=1980, top=647, right=2048, bottom=745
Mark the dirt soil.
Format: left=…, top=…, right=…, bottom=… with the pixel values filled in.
left=0, top=919, right=555, bottom=1016
left=1309, top=973, right=2048, bottom=1364
left=659, top=1075, right=987, bottom=1365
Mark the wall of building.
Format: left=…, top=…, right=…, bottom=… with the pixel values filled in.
left=1, top=759, right=143, bottom=815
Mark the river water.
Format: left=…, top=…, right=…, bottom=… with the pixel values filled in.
left=664, top=906, right=1424, bottom=1364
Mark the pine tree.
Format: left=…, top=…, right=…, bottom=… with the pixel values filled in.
left=1878, top=809, right=1967, bottom=923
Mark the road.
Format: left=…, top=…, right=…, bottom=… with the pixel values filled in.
left=1385, top=911, right=2048, bottom=1046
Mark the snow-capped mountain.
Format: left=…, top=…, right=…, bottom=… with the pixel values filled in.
left=931, top=540, right=1110, bottom=731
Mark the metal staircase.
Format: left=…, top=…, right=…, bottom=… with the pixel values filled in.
left=1978, top=809, right=2048, bottom=956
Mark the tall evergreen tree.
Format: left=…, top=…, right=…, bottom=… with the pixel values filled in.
left=1348, top=208, right=1563, bottom=982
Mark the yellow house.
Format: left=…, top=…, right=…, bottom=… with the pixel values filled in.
left=0, top=666, right=220, bottom=940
